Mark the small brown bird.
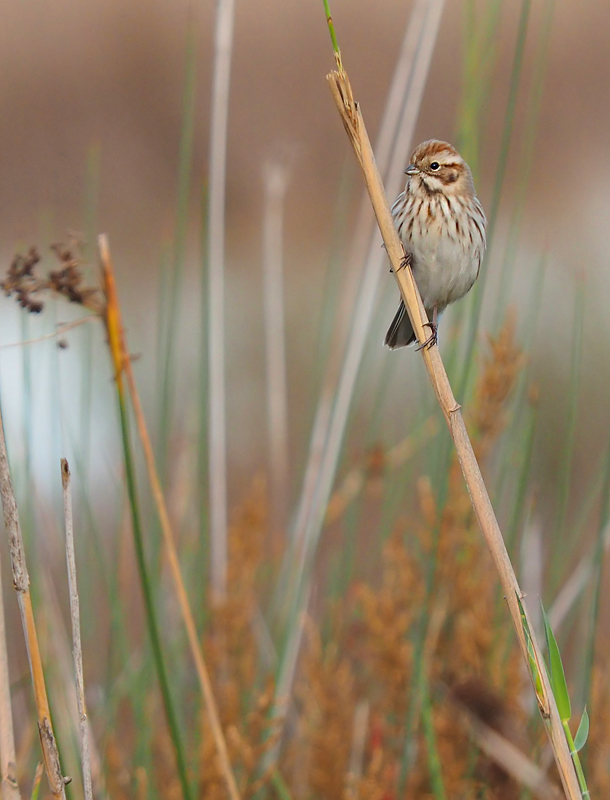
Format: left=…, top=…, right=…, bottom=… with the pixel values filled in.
left=385, top=139, right=487, bottom=349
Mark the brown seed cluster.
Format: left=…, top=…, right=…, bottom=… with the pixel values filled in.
left=1, top=243, right=105, bottom=316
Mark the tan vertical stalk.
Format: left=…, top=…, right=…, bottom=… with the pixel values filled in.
left=0, top=407, right=66, bottom=797
left=60, top=460, right=93, bottom=800
left=207, top=0, right=236, bottom=602
left=262, top=159, right=291, bottom=544
left=326, top=60, right=581, bottom=800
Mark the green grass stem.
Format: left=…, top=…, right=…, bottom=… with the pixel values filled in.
left=322, top=0, right=340, bottom=58
left=457, top=0, right=502, bottom=177
left=581, top=423, right=610, bottom=713
left=113, top=379, right=193, bottom=800
left=158, top=23, right=198, bottom=483
left=420, top=674, right=447, bottom=800
left=492, top=0, right=555, bottom=325
left=458, top=0, right=532, bottom=398
left=552, top=276, right=585, bottom=585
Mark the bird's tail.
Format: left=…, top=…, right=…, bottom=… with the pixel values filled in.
left=384, top=300, right=416, bottom=349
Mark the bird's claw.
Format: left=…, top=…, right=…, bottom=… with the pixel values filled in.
left=416, top=321, right=438, bottom=351
left=396, top=255, right=410, bottom=273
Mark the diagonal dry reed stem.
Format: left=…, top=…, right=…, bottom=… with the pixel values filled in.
left=98, top=235, right=241, bottom=800
left=0, top=405, right=66, bottom=797
left=60, top=460, right=93, bottom=800
left=326, top=62, right=581, bottom=800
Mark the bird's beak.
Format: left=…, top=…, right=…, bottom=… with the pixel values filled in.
left=405, top=164, right=419, bottom=175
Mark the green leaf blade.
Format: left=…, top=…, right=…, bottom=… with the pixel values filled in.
left=541, top=602, right=571, bottom=722
left=573, top=707, right=590, bottom=753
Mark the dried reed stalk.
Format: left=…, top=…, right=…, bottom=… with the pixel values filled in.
left=60, top=460, right=93, bottom=800
left=262, top=159, right=291, bottom=545
left=326, top=59, right=581, bottom=800
left=0, top=405, right=66, bottom=797
left=98, top=235, right=241, bottom=800
left=207, top=0, right=237, bottom=602
left=0, top=545, right=20, bottom=798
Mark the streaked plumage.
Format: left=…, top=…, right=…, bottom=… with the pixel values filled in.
left=385, top=139, right=486, bottom=349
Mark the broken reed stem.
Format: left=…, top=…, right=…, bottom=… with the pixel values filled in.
left=0, top=405, right=66, bottom=797
left=60, top=460, right=93, bottom=800
left=326, top=66, right=582, bottom=800
left=98, top=235, right=241, bottom=800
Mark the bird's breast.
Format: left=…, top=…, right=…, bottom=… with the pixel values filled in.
left=397, top=195, right=482, bottom=310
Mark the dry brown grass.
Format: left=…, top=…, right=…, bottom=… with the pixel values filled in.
left=268, top=317, right=539, bottom=799
left=199, top=477, right=280, bottom=799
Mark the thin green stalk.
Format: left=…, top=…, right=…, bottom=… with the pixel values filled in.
left=271, top=770, right=293, bottom=800
left=457, top=0, right=502, bottom=177
left=114, top=380, right=193, bottom=800
left=561, top=721, right=589, bottom=798
left=492, top=0, right=555, bottom=324
left=459, top=0, right=532, bottom=398
left=80, top=142, right=101, bottom=484
left=420, top=673, right=447, bottom=799
left=155, top=243, right=172, bottom=404
left=552, top=452, right=607, bottom=616
left=582, top=424, right=610, bottom=711
left=311, top=157, right=354, bottom=406
left=399, top=514, right=445, bottom=792
left=158, top=23, right=198, bottom=482
left=322, top=0, right=340, bottom=57
left=493, top=258, right=546, bottom=548
left=552, top=276, right=585, bottom=584
left=505, top=400, right=537, bottom=552
left=197, top=181, right=210, bottom=601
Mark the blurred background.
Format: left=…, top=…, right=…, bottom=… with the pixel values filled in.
left=0, top=0, right=609, bottom=797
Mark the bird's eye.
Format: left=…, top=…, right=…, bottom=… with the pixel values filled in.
left=430, top=162, right=440, bottom=171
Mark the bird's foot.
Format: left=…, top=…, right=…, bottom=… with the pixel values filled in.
left=416, top=321, right=438, bottom=351
left=396, top=254, right=411, bottom=272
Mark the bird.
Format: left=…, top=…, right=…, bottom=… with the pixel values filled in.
left=384, top=139, right=487, bottom=349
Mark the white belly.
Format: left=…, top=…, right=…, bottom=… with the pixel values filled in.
left=393, top=190, right=485, bottom=314
left=410, top=234, right=479, bottom=312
